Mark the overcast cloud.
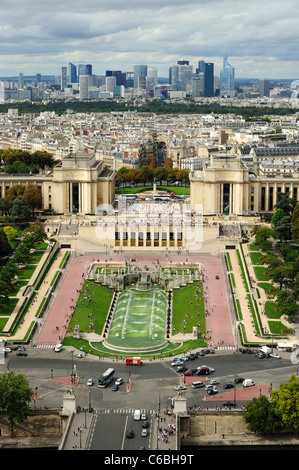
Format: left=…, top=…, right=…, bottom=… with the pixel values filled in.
left=1, top=0, right=299, bottom=78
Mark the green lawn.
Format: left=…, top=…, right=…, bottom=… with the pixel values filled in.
left=264, top=301, right=281, bottom=319
left=172, top=283, right=205, bottom=335
left=258, top=282, right=278, bottom=296
left=67, top=281, right=113, bottom=335
left=253, top=266, right=270, bottom=281
left=249, top=252, right=266, bottom=265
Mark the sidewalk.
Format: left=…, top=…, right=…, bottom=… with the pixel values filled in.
left=61, top=410, right=94, bottom=450
left=151, top=411, right=177, bottom=451
left=2, top=244, right=65, bottom=341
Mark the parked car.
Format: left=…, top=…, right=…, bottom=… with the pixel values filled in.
left=207, top=388, right=218, bottom=395
left=16, top=351, right=27, bottom=356
left=187, top=368, right=198, bottom=374
left=223, top=383, right=234, bottom=389
left=73, top=352, right=83, bottom=358
left=175, top=385, right=186, bottom=391
left=234, top=377, right=244, bottom=383
left=209, top=379, right=219, bottom=385
left=171, top=360, right=184, bottom=366
left=187, top=354, right=196, bottom=360
left=270, top=353, right=281, bottom=359
left=222, top=401, right=236, bottom=407
left=182, top=371, right=193, bottom=376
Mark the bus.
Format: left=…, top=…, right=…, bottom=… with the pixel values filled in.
left=98, top=368, right=115, bottom=388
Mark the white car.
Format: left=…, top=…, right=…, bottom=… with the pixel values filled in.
left=210, top=379, right=219, bottom=385
left=87, top=378, right=93, bottom=386
left=115, top=378, right=123, bottom=386
left=270, top=353, right=281, bottom=359
left=73, top=352, right=83, bottom=358
left=175, top=385, right=187, bottom=391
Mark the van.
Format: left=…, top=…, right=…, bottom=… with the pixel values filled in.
left=196, top=367, right=210, bottom=376
left=54, top=343, right=62, bottom=352
left=134, top=409, right=141, bottom=420
left=243, top=379, right=255, bottom=388
left=191, top=381, right=204, bottom=389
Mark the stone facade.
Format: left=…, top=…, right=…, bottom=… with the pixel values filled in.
left=190, top=153, right=299, bottom=215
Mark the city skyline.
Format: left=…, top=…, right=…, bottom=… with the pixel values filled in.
left=1, top=0, right=299, bottom=79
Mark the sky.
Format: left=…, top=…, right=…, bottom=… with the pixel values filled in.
left=1, top=0, right=299, bottom=79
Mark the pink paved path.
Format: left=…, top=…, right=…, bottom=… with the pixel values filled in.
left=36, top=253, right=235, bottom=348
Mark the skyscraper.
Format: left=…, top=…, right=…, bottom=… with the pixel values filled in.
left=259, top=79, right=270, bottom=97
left=169, top=61, right=193, bottom=90
left=79, top=75, right=89, bottom=99
left=68, top=62, right=77, bottom=84
left=220, top=55, right=235, bottom=97
left=78, top=64, right=92, bottom=78
left=61, top=67, right=67, bottom=90
left=203, top=62, right=214, bottom=97
left=134, top=65, right=148, bottom=88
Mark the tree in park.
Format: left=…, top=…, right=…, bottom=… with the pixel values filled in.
left=275, top=192, right=297, bottom=216
left=268, top=265, right=292, bottom=289
left=255, top=226, right=275, bottom=251
left=244, top=395, right=282, bottom=434
left=271, top=375, right=299, bottom=434
left=5, top=184, right=25, bottom=205
left=10, top=196, right=31, bottom=221
left=0, top=229, right=12, bottom=257
left=0, top=371, right=33, bottom=437
left=3, top=225, right=17, bottom=240
left=0, top=280, right=11, bottom=305
left=23, top=225, right=47, bottom=243
left=23, top=184, right=42, bottom=213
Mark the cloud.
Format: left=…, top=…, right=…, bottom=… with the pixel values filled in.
left=0, top=0, right=299, bottom=78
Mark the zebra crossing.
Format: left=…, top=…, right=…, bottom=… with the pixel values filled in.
left=95, top=408, right=156, bottom=416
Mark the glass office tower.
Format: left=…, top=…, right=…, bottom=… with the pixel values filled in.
left=203, top=62, right=214, bottom=97
left=134, top=65, right=148, bottom=88
left=220, top=55, right=235, bottom=97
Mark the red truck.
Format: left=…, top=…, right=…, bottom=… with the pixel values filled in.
left=126, top=357, right=143, bottom=366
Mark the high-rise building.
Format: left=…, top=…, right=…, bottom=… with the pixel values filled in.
left=259, top=79, right=270, bottom=97
left=169, top=61, right=193, bottom=90
left=220, top=55, right=235, bottom=97
left=146, top=67, right=158, bottom=88
left=106, top=76, right=116, bottom=93
left=203, top=62, right=214, bottom=97
left=191, top=76, right=202, bottom=98
left=78, top=64, right=92, bottom=78
left=18, top=73, right=24, bottom=88
left=68, top=63, right=77, bottom=84
left=79, top=75, right=89, bottom=99
left=134, top=65, right=148, bottom=88
left=105, top=70, right=127, bottom=87
left=196, top=60, right=205, bottom=74
left=61, top=67, right=67, bottom=90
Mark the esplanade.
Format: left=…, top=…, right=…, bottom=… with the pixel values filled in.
left=190, top=153, right=299, bottom=215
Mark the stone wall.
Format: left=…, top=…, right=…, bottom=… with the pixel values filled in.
left=178, top=411, right=299, bottom=448
left=0, top=410, right=66, bottom=449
